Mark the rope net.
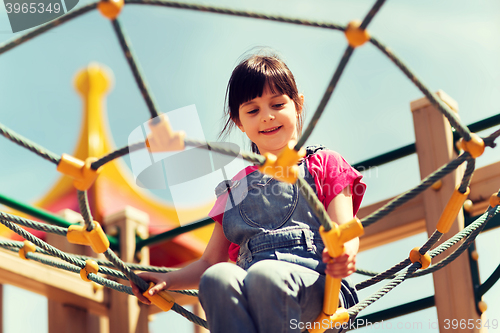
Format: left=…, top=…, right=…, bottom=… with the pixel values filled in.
left=0, top=0, right=499, bottom=330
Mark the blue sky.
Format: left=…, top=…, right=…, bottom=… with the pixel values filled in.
left=0, top=0, right=499, bottom=332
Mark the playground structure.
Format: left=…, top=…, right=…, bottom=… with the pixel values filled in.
left=0, top=0, right=499, bottom=332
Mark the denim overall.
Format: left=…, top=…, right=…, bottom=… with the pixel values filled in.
left=219, top=146, right=327, bottom=274
left=200, top=146, right=358, bottom=333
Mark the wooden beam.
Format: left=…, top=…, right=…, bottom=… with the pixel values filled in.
left=106, top=207, right=150, bottom=333
left=358, top=196, right=425, bottom=251
left=0, top=248, right=107, bottom=316
left=411, top=90, right=480, bottom=332
left=357, top=157, right=500, bottom=251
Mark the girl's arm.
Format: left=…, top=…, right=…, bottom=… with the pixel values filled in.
left=322, top=186, right=359, bottom=278
left=131, top=222, right=230, bottom=304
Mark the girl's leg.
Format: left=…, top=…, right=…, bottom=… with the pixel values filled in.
left=198, top=262, right=257, bottom=333
left=244, top=260, right=325, bottom=333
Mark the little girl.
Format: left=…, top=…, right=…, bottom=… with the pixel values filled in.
left=132, top=53, right=366, bottom=333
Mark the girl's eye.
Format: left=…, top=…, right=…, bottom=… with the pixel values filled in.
left=273, top=103, right=285, bottom=108
left=248, top=109, right=258, bottom=114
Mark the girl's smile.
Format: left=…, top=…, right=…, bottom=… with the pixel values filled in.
left=237, top=85, right=302, bottom=156
left=260, top=125, right=282, bottom=135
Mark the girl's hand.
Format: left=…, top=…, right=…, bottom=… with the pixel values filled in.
left=322, top=248, right=356, bottom=278
left=130, top=272, right=171, bottom=305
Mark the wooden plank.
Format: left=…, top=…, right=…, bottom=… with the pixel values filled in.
left=357, top=158, right=500, bottom=251
left=106, top=207, right=150, bottom=333
left=0, top=248, right=107, bottom=316
left=411, top=91, right=481, bottom=332
left=358, top=196, right=425, bottom=251
left=469, top=160, right=500, bottom=204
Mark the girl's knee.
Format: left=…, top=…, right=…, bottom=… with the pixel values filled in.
left=200, top=263, right=246, bottom=294
left=245, top=260, right=292, bottom=290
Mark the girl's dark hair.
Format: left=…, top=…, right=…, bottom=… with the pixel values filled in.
left=219, top=53, right=304, bottom=154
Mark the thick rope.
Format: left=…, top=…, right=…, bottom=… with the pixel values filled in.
left=0, top=217, right=85, bottom=268
left=0, top=123, right=60, bottom=165
left=91, top=141, right=146, bottom=170
left=111, top=19, right=160, bottom=119
left=296, top=0, right=387, bottom=150
left=369, top=37, right=471, bottom=141
left=484, top=127, right=500, bottom=148
left=125, top=0, right=344, bottom=32
left=362, top=153, right=469, bottom=228
left=356, top=259, right=411, bottom=290
left=356, top=204, right=499, bottom=286
left=297, top=177, right=332, bottom=231
left=172, top=303, right=208, bottom=329
left=459, top=157, right=475, bottom=193
left=349, top=263, right=421, bottom=317
left=0, top=3, right=97, bottom=56
left=0, top=211, right=67, bottom=236
left=77, top=190, right=95, bottom=231
left=419, top=230, right=443, bottom=254
left=184, top=138, right=265, bottom=166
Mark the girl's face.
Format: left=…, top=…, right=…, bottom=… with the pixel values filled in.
left=237, top=85, right=302, bottom=156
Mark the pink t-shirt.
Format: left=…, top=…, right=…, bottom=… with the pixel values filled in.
left=209, top=149, right=366, bottom=262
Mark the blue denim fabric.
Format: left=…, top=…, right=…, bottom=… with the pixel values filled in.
left=199, top=146, right=359, bottom=332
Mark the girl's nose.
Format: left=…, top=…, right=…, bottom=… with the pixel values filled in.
left=261, top=109, right=275, bottom=122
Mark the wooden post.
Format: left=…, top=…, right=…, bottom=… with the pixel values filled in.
left=411, top=90, right=481, bottom=332
left=46, top=209, right=107, bottom=333
left=105, top=206, right=150, bottom=333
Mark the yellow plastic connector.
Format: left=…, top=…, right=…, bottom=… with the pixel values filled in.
left=98, top=0, right=124, bottom=20
left=344, top=20, right=371, bottom=48
left=436, top=186, right=470, bottom=234
left=489, top=193, right=500, bottom=207
left=19, top=240, right=36, bottom=260
left=311, top=218, right=364, bottom=332
left=459, top=133, right=485, bottom=159
left=320, top=218, right=364, bottom=258
left=142, top=282, right=175, bottom=312
left=80, top=260, right=99, bottom=282
left=409, top=247, right=431, bottom=269
left=431, top=180, right=442, bottom=191
left=57, top=154, right=101, bottom=191
left=67, top=222, right=110, bottom=253
left=146, top=114, right=185, bottom=153
left=478, top=301, right=488, bottom=313
left=258, top=141, right=306, bottom=184
left=310, top=308, right=350, bottom=333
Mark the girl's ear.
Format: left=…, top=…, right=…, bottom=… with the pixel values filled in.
left=235, top=119, right=245, bottom=133
left=298, top=94, right=305, bottom=114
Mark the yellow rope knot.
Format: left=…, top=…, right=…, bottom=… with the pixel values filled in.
left=489, top=193, right=500, bottom=207
left=67, top=222, right=110, bottom=254
left=409, top=247, right=431, bottom=269
left=459, top=133, right=485, bottom=158
left=80, top=260, right=99, bottom=282
left=98, top=0, right=124, bottom=20
left=344, top=20, right=371, bottom=48
left=258, top=141, right=306, bottom=184
left=57, top=154, right=101, bottom=191
left=19, top=240, right=36, bottom=260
